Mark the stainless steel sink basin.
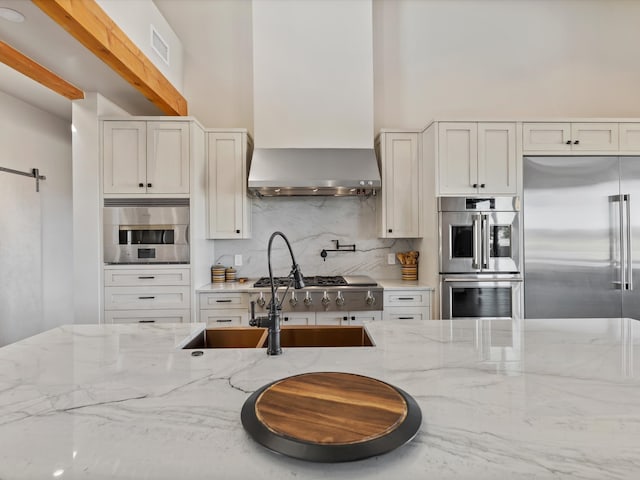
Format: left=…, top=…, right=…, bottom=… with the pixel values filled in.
left=183, top=325, right=374, bottom=349
left=182, top=327, right=268, bottom=349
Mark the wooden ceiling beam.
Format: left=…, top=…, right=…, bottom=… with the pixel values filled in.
left=0, top=41, right=84, bottom=100
left=32, top=0, right=188, bottom=116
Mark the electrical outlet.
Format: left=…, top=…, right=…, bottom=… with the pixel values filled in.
left=234, top=254, right=243, bottom=266
left=387, top=253, right=396, bottom=265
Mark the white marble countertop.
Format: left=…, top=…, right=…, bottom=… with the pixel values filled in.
left=1, top=318, right=639, bottom=479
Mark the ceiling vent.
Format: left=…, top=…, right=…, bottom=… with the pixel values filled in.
left=150, top=25, right=169, bottom=65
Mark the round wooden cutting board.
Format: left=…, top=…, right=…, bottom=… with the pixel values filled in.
left=241, top=372, right=422, bottom=462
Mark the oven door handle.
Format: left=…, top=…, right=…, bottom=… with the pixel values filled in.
left=472, top=214, right=482, bottom=270
left=442, top=277, right=523, bottom=283
left=482, top=214, right=490, bottom=269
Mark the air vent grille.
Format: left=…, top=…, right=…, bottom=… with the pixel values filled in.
left=150, top=25, right=169, bottom=65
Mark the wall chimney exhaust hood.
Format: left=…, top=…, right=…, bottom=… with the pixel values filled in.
left=250, top=1, right=376, bottom=196
left=248, top=148, right=380, bottom=197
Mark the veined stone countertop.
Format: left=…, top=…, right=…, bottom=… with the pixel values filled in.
left=1, top=319, right=638, bottom=479
left=196, top=278, right=434, bottom=292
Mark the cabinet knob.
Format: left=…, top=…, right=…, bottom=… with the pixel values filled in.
left=566, top=140, right=572, bottom=145
left=236, top=229, right=240, bottom=234
left=480, top=183, right=486, bottom=188
left=472, top=183, right=478, bottom=188
left=388, top=229, right=393, bottom=233
left=573, top=140, right=579, bottom=145
left=147, top=183, right=152, bottom=188
left=138, top=183, right=144, bottom=188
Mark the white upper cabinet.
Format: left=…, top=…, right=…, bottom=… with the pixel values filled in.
left=146, top=122, right=190, bottom=194
left=523, top=122, right=619, bottom=153
left=618, top=123, right=640, bottom=151
left=376, top=131, right=421, bottom=238
left=207, top=130, right=252, bottom=239
left=438, top=122, right=516, bottom=195
left=103, top=121, right=147, bottom=194
left=103, top=120, right=190, bottom=196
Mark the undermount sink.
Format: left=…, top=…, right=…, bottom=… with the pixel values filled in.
left=182, top=325, right=374, bottom=349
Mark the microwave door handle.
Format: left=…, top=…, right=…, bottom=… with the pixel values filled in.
left=482, top=214, right=490, bottom=269
left=472, top=214, right=481, bottom=270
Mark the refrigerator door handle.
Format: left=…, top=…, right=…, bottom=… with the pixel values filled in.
left=610, top=194, right=624, bottom=290
left=624, top=194, right=633, bottom=290
left=482, top=214, right=490, bottom=269
left=472, top=214, right=482, bottom=270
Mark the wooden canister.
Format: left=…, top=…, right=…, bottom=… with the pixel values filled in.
left=211, top=264, right=226, bottom=283
left=401, top=264, right=418, bottom=281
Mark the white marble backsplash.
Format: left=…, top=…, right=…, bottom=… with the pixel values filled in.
left=211, top=196, right=417, bottom=278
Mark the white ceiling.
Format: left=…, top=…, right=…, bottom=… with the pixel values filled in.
left=0, top=0, right=164, bottom=121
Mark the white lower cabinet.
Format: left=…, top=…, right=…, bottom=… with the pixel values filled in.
left=281, top=312, right=316, bottom=326
left=383, top=289, right=431, bottom=321
left=104, top=266, right=191, bottom=324
left=198, top=292, right=250, bottom=327
left=104, top=309, right=190, bottom=324
left=316, top=311, right=382, bottom=326
left=200, top=310, right=248, bottom=327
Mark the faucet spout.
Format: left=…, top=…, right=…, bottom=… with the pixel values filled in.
left=250, top=231, right=305, bottom=355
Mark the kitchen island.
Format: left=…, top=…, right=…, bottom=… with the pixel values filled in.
left=0, top=318, right=638, bottom=479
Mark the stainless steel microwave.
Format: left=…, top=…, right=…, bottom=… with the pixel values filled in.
left=103, top=200, right=189, bottom=264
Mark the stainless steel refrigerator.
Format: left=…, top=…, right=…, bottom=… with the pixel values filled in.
left=523, top=156, right=640, bottom=319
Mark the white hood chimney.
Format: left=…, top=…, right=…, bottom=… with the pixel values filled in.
left=248, top=0, right=378, bottom=196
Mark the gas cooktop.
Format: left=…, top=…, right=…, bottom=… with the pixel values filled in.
left=253, top=275, right=377, bottom=288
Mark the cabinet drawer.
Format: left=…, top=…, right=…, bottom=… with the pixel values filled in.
left=384, top=290, right=430, bottom=307
left=105, top=309, right=190, bottom=324
left=104, top=268, right=191, bottom=286
left=105, top=286, right=191, bottom=310
left=200, top=310, right=248, bottom=327
left=281, top=313, right=316, bottom=326
left=384, top=307, right=429, bottom=321
left=199, top=292, right=249, bottom=309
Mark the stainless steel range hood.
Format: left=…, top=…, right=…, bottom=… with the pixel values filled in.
left=248, top=148, right=381, bottom=197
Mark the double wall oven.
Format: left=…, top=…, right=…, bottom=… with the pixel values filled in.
left=439, top=197, right=522, bottom=320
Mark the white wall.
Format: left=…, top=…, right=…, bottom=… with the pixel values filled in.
left=154, top=0, right=254, bottom=129
left=166, top=0, right=640, bottom=132
left=97, top=0, right=184, bottom=92
left=72, top=93, right=129, bottom=324
left=373, top=0, right=640, bottom=129
left=0, top=91, right=72, bottom=344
